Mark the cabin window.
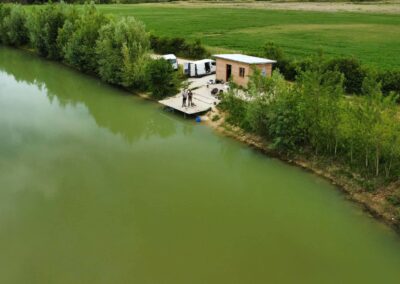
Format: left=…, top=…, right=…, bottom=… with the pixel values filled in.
left=239, top=67, right=245, bottom=78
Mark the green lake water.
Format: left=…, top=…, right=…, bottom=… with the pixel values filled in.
left=1, top=47, right=400, bottom=284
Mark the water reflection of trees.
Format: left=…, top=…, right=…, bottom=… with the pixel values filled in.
left=0, top=47, right=179, bottom=143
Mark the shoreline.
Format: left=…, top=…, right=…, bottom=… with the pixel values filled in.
left=202, top=108, right=400, bottom=233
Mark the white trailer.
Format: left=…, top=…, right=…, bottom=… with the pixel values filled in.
left=184, top=59, right=216, bottom=77
left=161, top=54, right=178, bottom=70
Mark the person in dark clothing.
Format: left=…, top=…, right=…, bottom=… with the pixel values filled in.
left=182, top=90, right=187, bottom=107
left=188, top=90, right=193, bottom=107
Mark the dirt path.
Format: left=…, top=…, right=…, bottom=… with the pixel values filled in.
left=140, top=1, right=400, bottom=14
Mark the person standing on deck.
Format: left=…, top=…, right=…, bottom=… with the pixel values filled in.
left=182, top=89, right=187, bottom=108
left=188, top=90, right=193, bottom=107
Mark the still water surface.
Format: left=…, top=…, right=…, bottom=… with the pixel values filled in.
left=1, top=47, right=400, bottom=284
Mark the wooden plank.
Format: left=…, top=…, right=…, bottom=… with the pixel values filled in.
left=159, top=95, right=211, bottom=115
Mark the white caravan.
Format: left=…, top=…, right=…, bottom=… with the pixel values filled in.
left=184, top=59, right=216, bottom=77
left=161, top=54, right=178, bottom=70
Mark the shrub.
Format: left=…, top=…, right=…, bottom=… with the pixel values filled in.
left=378, top=69, right=400, bottom=96
left=211, top=114, right=220, bottom=122
left=146, top=58, right=181, bottom=99
left=263, top=42, right=285, bottom=62
left=27, top=4, right=69, bottom=59
left=219, top=89, right=250, bottom=130
left=96, top=16, right=150, bottom=88
left=0, top=4, right=11, bottom=44
left=262, top=41, right=297, bottom=81
left=150, top=34, right=208, bottom=59
left=1, top=5, right=28, bottom=47
left=326, top=57, right=366, bottom=94
left=58, top=4, right=108, bottom=73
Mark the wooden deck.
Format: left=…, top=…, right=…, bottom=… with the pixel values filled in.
left=159, top=89, right=221, bottom=115
left=159, top=95, right=212, bottom=115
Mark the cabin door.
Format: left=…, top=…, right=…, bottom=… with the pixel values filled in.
left=226, top=64, right=232, bottom=82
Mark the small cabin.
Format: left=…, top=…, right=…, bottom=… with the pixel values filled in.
left=214, top=54, right=276, bottom=87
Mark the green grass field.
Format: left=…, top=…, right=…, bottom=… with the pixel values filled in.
left=98, top=4, right=400, bottom=69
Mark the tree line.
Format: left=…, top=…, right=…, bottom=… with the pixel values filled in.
left=0, top=3, right=181, bottom=98
left=150, top=35, right=209, bottom=60
left=263, top=42, right=400, bottom=97
left=221, top=54, right=400, bottom=196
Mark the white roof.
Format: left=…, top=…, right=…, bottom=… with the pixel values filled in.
left=213, top=54, right=276, bottom=64
left=162, top=54, right=177, bottom=59
left=193, top=59, right=215, bottom=64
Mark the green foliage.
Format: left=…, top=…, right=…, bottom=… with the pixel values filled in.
left=219, top=89, right=250, bottom=130
left=0, top=3, right=179, bottom=103
left=221, top=57, right=400, bottom=181
left=0, top=4, right=11, bottom=44
left=27, top=4, right=69, bottom=59
left=211, top=114, right=220, bottom=122
left=150, top=35, right=209, bottom=60
left=262, top=42, right=296, bottom=81
left=378, top=69, right=400, bottom=97
left=387, top=190, right=400, bottom=206
left=59, top=4, right=108, bottom=73
left=263, top=42, right=284, bottom=62
left=96, top=16, right=150, bottom=88
left=145, top=58, right=181, bottom=99
left=262, top=42, right=400, bottom=96
left=1, top=5, right=28, bottom=47
left=326, top=57, right=366, bottom=94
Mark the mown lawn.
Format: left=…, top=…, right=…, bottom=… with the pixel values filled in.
left=98, top=4, right=400, bottom=69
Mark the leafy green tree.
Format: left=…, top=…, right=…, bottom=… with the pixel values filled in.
left=2, top=5, right=28, bottom=47
left=59, top=4, right=108, bottom=73
left=326, top=57, right=366, bottom=94
left=263, top=42, right=284, bottom=62
left=27, top=4, right=69, bottom=59
left=96, top=16, right=150, bottom=88
left=0, top=4, right=11, bottom=44
left=263, top=41, right=297, bottom=81
left=378, top=69, right=400, bottom=97
left=145, top=58, right=181, bottom=99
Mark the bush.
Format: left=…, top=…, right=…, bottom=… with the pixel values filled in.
left=0, top=4, right=11, bottom=44
left=263, top=41, right=297, bottom=81
left=27, top=4, right=69, bottom=59
left=96, top=16, right=150, bottom=88
left=387, top=188, right=400, bottom=206
left=150, top=34, right=208, bottom=59
left=378, top=69, right=400, bottom=96
left=146, top=58, right=181, bottom=99
left=219, top=89, right=250, bottom=130
left=1, top=5, right=28, bottom=47
left=58, top=4, right=108, bottom=73
left=326, top=57, right=366, bottom=94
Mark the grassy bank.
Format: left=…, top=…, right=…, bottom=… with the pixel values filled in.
left=97, top=3, right=400, bottom=69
